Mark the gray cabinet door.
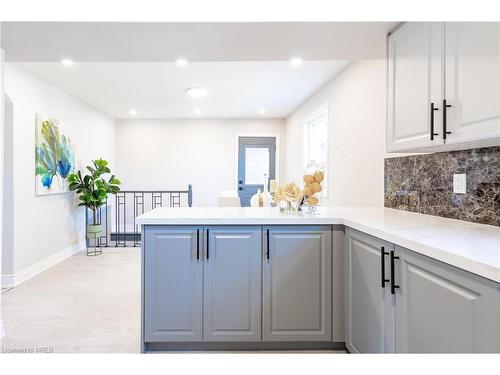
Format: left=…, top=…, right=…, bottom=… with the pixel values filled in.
left=395, top=246, right=500, bottom=353
left=144, top=226, right=203, bottom=342
left=263, top=226, right=332, bottom=341
left=203, top=226, right=262, bottom=341
left=345, top=229, right=395, bottom=353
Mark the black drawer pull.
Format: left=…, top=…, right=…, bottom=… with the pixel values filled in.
left=430, top=102, right=439, bottom=140
left=206, top=229, right=209, bottom=261
left=380, top=246, right=390, bottom=288
left=266, top=229, right=270, bottom=260
left=196, top=229, right=200, bottom=261
left=390, top=250, right=400, bottom=295
left=442, top=99, right=452, bottom=140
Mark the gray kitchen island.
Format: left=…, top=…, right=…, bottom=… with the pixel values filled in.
left=137, top=207, right=500, bottom=353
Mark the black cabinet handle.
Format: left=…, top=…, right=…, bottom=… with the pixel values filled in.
left=266, top=229, right=270, bottom=260
left=380, top=246, right=390, bottom=288
left=206, top=229, right=209, bottom=261
left=430, top=102, right=439, bottom=140
left=390, top=250, right=400, bottom=295
left=196, top=229, right=200, bottom=261
left=442, top=99, right=452, bottom=140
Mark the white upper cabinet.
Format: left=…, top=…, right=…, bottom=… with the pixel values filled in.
left=387, top=22, right=445, bottom=152
left=445, top=22, right=500, bottom=146
left=387, top=22, right=500, bottom=152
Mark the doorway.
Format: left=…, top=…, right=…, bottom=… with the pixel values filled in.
left=2, top=96, right=14, bottom=288
left=237, top=137, right=276, bottom=207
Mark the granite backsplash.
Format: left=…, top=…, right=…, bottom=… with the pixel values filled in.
left=384, top=146, right=500, bottom=226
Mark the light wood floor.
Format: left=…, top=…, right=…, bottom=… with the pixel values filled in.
left=1, top=247, right=141, bottom=353
left=1, top=247, right=345, bottom=354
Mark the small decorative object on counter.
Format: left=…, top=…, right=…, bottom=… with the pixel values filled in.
left=261, top=174, right=273, bottom=207
left=250, top=189, right=263, bottom=207
left=269, top=179, right=278, bottom=207
left=269, top=179, right=277, bottom=194
left=250, top=174, right=273, bottom=207
left=302, top=161, right=324, bottom=211
left=274, top=182, right=303, bottom=213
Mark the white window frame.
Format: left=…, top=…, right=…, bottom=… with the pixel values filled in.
left=303, top=103, right=329, bottom=198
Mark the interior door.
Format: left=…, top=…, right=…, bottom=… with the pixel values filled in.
left=238, top=137, right=276, bottom=206
left=345, top=229, right=396, bottom=353
left=203, top=226, right=262, bottom=342
left=445, top=22, right=500, bottom=145
left=387, top=22, right=445, bottom=152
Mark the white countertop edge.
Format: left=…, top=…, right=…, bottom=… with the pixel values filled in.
left=136, top=217, right=345, bottom=225
left=341, top=219, right=500, bottom=284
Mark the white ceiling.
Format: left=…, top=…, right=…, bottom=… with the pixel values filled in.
left=18, top=61, right=350, bottom=119
left=5, top=22, right=397, bottom=119
left=2, top=22, right=398, bottom=62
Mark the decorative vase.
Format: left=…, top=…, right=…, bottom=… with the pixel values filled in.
left=290, top=199, right=300, bottom=212
left=250, top=189, right=262, bottom=207
left=303, top=160, right=324, bottom=207
left=261, top=174, right=273, bottom=207
left=279, top=199, right=289, bottom=212
left=280, top=200, right=300, bottom=213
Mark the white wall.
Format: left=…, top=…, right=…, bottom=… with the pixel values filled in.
left=115, top=118, right=285, bottom=206
left=2, top=97, right=13, bottom=278
left=285, top=60, right=388, bottom=207
left=0, top=23, right=5, bottom=337
left=3, top=63, right=116, bottom=276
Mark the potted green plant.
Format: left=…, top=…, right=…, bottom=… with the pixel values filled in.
left=68, top=158, right=121, bottom=239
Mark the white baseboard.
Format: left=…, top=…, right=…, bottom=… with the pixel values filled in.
left=1, top=241, right=86, bottom=288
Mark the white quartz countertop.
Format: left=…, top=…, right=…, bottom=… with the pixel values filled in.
left=137, top=206, right=500, bottom=283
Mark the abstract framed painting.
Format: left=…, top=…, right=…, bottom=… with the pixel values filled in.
left=35, top=114, right=75, bottom=195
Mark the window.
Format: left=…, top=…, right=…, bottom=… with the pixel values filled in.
left=303, top=104, right=328, bottom=196
left=244, top=147, right=270, bottom=185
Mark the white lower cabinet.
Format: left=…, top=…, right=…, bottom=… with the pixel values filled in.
left=345, top=229, right=500, bottom=353
left=263, top=226, right=332, bottom=341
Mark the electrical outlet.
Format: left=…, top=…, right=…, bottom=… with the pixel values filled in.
left=453, top=174, right=467, bottom=194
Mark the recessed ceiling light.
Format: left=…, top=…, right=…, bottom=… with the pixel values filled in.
left=61, top=58, right=74, bottom=67
left=176, top=58, right=187, bottom=67
left=129, top=109, right=138, bottom=116
left=258, top=108, right=267, bottom=115
left=194, top=109, right=202, bottom=115
left=290, top=57, right=303, bottom=67
left=185, top=87, right=209, bottom=98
